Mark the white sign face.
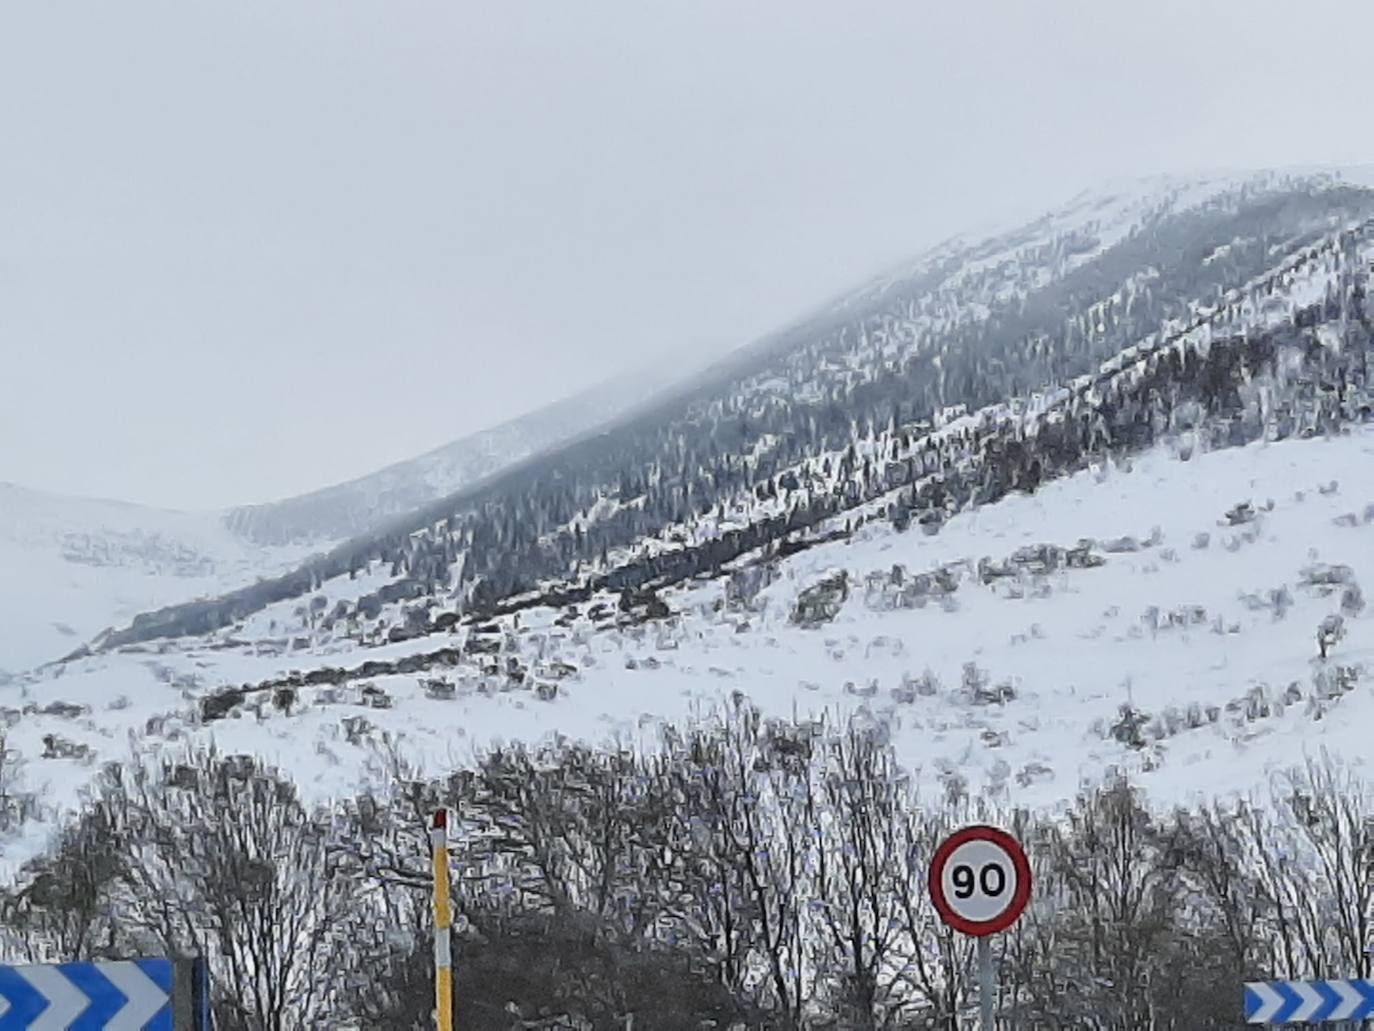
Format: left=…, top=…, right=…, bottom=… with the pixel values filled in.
left=938, top=837, right=1019, bottom=924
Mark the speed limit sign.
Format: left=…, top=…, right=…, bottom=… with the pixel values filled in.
left=928, top=824, right=1031, bottom=937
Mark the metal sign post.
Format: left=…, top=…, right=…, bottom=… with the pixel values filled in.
left=977, top=935, right=994, bottom=1029
left=928, top=824, right=1032, bottom=1030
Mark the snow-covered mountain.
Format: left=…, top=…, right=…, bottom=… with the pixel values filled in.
left=4, top=168, right=1374, bottom=879
left=78, top=170, right=1374, bottom=651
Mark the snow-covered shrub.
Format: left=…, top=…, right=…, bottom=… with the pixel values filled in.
left=1316, top=613, right=1347, bottom=658
left=0, top=732, right=40, bottom=834
left=1272, top=585, right=1293, bottom=621
left=891, top=669, right=940, bottom=704
left=1225, top=684, right=1273, bottom=723
left=1341, top=583, right=1365, bottom=617
left=1108, top=704, right=1149, bottom=749
left=1301, top=563, right=1356, bottom=591
left=1149, top=707, right=1188, bottom=741
left=359, top=682, right=393, bottom=709
left=1224, top=501, right=1257, bottom=526
left=1102, top=535, right=1143, bottom=553
left=725, top=562, right=777, bottom=612
left=341, top=715, right=372, bottom=745
left=421, top=678, right=455, bottom=701
left=1015, top=762, right=1053, bottom=787
left=200, top=684, right=251, bottom=723
left=1313, top=663, right=1360, bottom=700
left=30, top=701, right=87, bottom=720
left=792, top=571, right=849, bottom=627
left=962, top=663, right=1015, bottom=705
left=40, top=734, right=93, bottom=762
left=865, top=563, right=961, bottom=611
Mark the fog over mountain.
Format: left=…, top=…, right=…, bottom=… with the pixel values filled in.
left=7, top=2, right=1374, bottom=508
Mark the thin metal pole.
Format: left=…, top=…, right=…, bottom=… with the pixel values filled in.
left=432, top=809, right=453, bottom=1031
left=978, top=935, right=994, bottom=1030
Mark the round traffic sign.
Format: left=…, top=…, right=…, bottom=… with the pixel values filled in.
left=928, top=824, right=1031, bottom=936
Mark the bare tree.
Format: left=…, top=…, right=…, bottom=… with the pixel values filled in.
left=1027, top=776, right=1183, bottom=1028
left=648, top=720, right=763, bottom=1014
left=0, top=777, right=129, bottom=962
left=647, top=702, right=822, bottom=1027
left=725, top=708, right=819, bottom=1029
left=101, top=749, right=357, bottom=1030
left=813, top=720, right=909, bottom=1029
left=1170, top=800, right=1265, bottom=975
left=1242, top=753, right=1374, bottom=980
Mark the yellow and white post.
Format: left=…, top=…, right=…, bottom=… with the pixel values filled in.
left=431, top=807, right=453, bottom=1031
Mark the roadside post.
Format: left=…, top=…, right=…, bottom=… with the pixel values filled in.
left=928, top=824, right=1032, bottom=1030
left=432, top=807, right=453, bottom=1031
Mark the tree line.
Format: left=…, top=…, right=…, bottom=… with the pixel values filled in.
left=3, top=703, right=1372, bottom=1029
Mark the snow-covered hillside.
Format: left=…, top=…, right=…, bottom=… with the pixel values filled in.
left=5, top=428, right=1371, bottom=872
left=0, top=484, right=317, bottom=678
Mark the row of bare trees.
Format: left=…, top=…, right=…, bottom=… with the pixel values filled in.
left=2, top=703, right=1372, bottom=1029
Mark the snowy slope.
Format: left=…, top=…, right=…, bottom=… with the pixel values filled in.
left=0, top=484, right=317, bottom=678
left=4, top=428, right=1371, bottom=874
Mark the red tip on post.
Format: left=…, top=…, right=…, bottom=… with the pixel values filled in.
left=432, top=808, right=447, bottom=830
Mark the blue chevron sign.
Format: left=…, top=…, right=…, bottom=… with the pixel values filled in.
left=1245, top=979, right=1374, bottom=1023
left=0, top=957, right=202, bottom=1030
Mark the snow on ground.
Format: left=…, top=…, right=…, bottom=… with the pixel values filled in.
left=4, top=429, right=1374, bottom=874
left=0, top=483, right=321, bottom=677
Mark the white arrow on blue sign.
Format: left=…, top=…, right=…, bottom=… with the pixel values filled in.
left=0, top=958, right=174, bottom=1030
left=1245, top=979, right=1374, bottom=1023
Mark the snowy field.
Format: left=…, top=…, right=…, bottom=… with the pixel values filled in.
left=0, top=484, right=323, bottom=677
left=3, top=428, right=1372, bottom=873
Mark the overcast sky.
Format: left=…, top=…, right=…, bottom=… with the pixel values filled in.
left=3, top=1, right=1372, bottom=510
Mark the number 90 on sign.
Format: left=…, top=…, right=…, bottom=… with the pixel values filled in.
left=928, top=825, right=1031, bottom=937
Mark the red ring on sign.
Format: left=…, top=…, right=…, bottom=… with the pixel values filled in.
left=927, top=824, right=1032, bottom=937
